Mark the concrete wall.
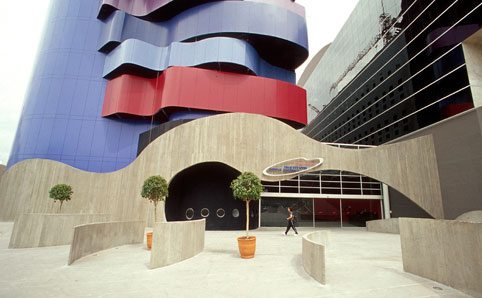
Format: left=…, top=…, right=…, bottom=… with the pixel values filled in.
left=150, top=219, right=205, bottom=269
left=456, top=210, right=482, bottom=223
left=68, top=221, right=145, bottom=265
left=8, top=214, right=111, bottom=248
left=0, top=164, right=5, bottom=186
left=463, top=28, right=482, bottom=108
left=388, top=107, right=482, bottom=219
left=399, top=218, right=482, bottom=298
left=0, top=113, right=445, bottom=224
left=302, top=230, right=330, bottom=285
left=366, top=218, right=399, bottom=234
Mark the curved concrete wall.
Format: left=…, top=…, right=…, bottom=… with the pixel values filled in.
left=0, top=113, right=444, bottom=224
left=68, top=221, right=145, bottom=265
left=400, top=218, right=482, bottom=298
left=456, top=210, right=482, bottom=223
left=302, top=230, right=330, bottom=285
left=8, top=214, right=111, bottom=248
left=150, top=219, right=205, bottom=269
left=366, top=218, right=400, bottom=234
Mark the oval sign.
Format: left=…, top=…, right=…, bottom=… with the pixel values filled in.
left=263, top=157, right=324, bottom=177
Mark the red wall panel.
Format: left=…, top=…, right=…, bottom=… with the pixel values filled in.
left=102, top=66, right=307, bottom=127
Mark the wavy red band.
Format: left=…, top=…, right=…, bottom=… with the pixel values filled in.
left=102, top=66, right=307, bottom=128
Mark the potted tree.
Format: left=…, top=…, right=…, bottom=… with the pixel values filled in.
left=49, top=184, right=73, bottom=213
left=141, top=175, right=169, bottom=250
left=230, top=171, right=264, bottom=258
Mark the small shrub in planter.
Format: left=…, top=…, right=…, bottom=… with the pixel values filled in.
left=230, top=171, right=263, bottom=238
left=49, top=184, right=73, bottom=213
left=141, top=175, right=169, bottom=222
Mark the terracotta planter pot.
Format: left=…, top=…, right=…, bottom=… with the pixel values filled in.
left=237, top=236, right=256, bottom=258
left=146, top=232, right=153, bottom=250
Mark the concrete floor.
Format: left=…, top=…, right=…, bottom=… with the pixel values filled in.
left=0, top=222, right=471, bottom=298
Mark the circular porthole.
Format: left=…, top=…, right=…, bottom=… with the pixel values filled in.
left=185, top=208, right=194, bottom=220
left=201, top=208, right=210, bottom=218
left=216, top=208, right=225, bottom=218
left=232, top=208, right=239, bottom=218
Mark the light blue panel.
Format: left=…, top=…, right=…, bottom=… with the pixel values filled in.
left=44, top=78, right=62, bottom=116
left=66, top=0, right=81, bottom=17
left=74, top=159, right=89, bottom=170
left=60, top=19, right=76, bottom=49
left=65, top=52, right=83, bottom=76
left=85, top=20, right=103, bottom=50
left=62, top=119, right=83, bottom=156
left=79, top=53, right=96, bottom=77
left=101, top=161, right=117, bottom=173
left=43, top=53, right=57, bottom=76
left=79, top=0, right=95, bottom=18
left=90, top=120, right=108, bottom=156
left=103, top=120, right=122, bottom=156
left=47, top=118, right=68, bottom=155
left=72, top=20, right=90, bottom=49
left=70, top=79, right=89, bottom=116
left=76, top=120, right=96, bottom=157
left=92, top=52, right=107, bottom=76
left=35, top=118, right=55, bottom=155
left=53, top=51, right=69, bottom=76
left=21, top=119, right=42, bottom=155
left=84, top=80, right=104, bottom=118
left=56, top=78, right=76, bottom=115
left=87, top=160, right=102, bottom=172
left=24, top=80, right=43, bottom=116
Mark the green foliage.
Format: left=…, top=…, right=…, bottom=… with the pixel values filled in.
left=49, top=184, right=73, bottom=202
left=230, top=172, right=263, bottom=202
left=141, top=175, right=169, bottom=203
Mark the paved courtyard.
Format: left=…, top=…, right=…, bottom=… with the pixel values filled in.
left=0, top=222, right=471, bottom=298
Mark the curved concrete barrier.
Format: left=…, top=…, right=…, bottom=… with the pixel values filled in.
left=302, top=230, right=330, bottom=285
left=150, top=219, right=205, bottom=269
left=456, top=210, right=482, bottom=223
left=8, top=214, right=111, bottom=248
left=68, top=221, right=145, bottom=265
left=400, top=218, right=482, bottom=298
left=366, top=218, right=400, bottom=234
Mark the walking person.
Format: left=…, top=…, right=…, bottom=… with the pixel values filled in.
left=285, top=207, right=298, bottom=236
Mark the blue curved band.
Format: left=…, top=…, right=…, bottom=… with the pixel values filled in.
left=103, top=37, right=296, bottom=84
left=97, top=0, right=305, bottom=21
left=99, top=1, right=308, bottom=69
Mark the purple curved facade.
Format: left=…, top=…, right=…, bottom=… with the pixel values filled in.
left=7, top=0, right=308, bottom=173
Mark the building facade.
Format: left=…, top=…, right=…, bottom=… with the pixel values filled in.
left=301, top=0, right=482, bottom=219
left=7, top=0, right=308, bottom=173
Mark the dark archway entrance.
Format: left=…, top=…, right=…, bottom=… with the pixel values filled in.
left=166, top=162, right=259, bottom=230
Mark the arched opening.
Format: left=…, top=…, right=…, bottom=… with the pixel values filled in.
left=166, top=162, right=259, bottom=230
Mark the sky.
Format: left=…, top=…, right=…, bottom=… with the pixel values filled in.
left=0, top=0, right=359, bottom=166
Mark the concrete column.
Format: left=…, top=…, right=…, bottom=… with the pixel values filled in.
left=382, top=184, right=391, bottom=219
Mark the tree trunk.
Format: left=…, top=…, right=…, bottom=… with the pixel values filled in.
left=246, top=199, right=251, bottom=238
left=59, top=201, right=63, bottom=213
left=154, top=201, right=158, bottom=222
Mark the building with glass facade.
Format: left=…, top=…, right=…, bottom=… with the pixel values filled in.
left=301, top=0, right=482, bottom=219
